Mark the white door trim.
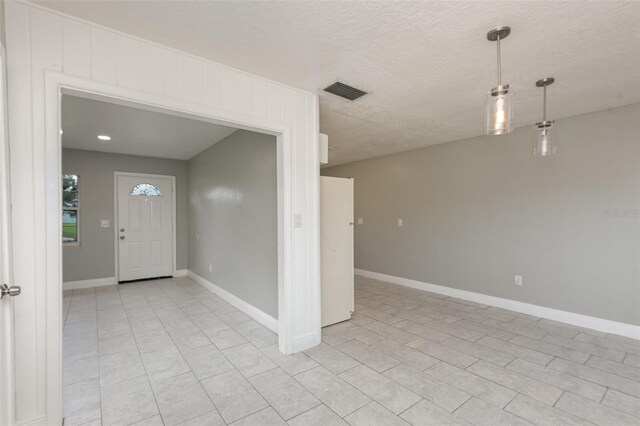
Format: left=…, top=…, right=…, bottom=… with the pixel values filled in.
left=44, top=71, right=295, bottom=424
left=113, top=172, right=177, bottom=282
left=0, top=43, right=16, bottom=426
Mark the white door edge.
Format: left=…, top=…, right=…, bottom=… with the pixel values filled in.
left=0, top=43, right=16, bottom=426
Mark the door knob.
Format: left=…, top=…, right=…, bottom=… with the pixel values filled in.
left=1, top=284, right=21, bottom=299
left=120, top=236, right=125, bottom=240
left=120, top=228, right=125, bottom=232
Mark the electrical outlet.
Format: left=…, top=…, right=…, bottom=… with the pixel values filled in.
left=209, top=264, right=213, bottom=273
left=357, top=217, right=364, bottom=225
left=397, top=218, right=403, bottom=227
left=514, top=275, right=523, bottom=286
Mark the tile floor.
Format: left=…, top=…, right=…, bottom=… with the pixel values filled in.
left=63, top=275, right=640, bottom=426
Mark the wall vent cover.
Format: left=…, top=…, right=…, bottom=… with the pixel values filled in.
left=323, top=81, right=367, bottom=101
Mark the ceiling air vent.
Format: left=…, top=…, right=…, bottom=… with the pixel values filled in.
left=323, top=81, right=367, bottom=101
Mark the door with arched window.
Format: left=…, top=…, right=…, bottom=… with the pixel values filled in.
left=116, top=173, right=174, bottom=282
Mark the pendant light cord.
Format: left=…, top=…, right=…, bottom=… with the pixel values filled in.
left=543, top=85, right=547, bottom=122
left=496, top=35, right=502, bottom=86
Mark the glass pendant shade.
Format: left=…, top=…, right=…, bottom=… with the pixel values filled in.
left=533, top=77, right=556, bottom=156
left=484, top=26, right=513, bottom=136
left=533, top=123, right=556, bottom=156
left=484, top=87, right=514, bottom=135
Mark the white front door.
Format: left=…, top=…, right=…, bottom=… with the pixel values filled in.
left=320, top=176, right=354, bottom=327
left=0, top=45, right=17, bottom=426
left=116, top=174, right=174, bottom=282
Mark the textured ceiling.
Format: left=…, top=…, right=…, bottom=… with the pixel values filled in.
left=61, top=95, right=238, bottom=160
left=42, top=1, right=640, bottom=165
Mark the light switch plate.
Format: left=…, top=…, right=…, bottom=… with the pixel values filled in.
left=357, top=218, right=364, bottom=225
left=294, top=213, right=303, bottom=228
left=397, top=218, right=403, bottom=227
left=100, top=220, right=110, bottom=228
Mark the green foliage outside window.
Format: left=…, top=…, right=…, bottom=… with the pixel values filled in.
left=63, top=174, right=79, bottom=244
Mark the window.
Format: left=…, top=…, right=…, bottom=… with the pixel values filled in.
left=63, top=174, right=79, bottom=244
left=130, top=183, right=162, bottom=197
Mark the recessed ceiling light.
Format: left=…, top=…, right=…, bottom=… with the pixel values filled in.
left=97, top=135, right=111, bottom=141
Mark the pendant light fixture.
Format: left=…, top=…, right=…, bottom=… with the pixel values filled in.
left=484, top=26, right=514, bottom=136
left=533, top=77, right=556, bottom=156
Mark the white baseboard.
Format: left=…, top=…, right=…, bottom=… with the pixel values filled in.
left=17, top=416, right=47, bottom=426
left=63, top=276, right=117, bottom=291
left=187, top=271, right=278, bottom=333
left=292, top=332, right=321, bottom=353
left=173, top=269, right=188, bottom=277
left=17, top=415, right=47, bottom=426
left=355, top=269, right=640, bottom=340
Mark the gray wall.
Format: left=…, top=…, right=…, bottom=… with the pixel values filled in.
left=63, top=148, right=188, bottom=282
left=0, top=0, right=5, bottom=48
left=323, top=104, right=640, bottom=326
left=188, top=130, right=278, bottom=318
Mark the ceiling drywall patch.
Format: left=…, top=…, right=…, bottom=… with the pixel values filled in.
left=323, top=81, right=368, bottom=101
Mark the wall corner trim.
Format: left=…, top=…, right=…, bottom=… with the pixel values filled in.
left=63, top=277, right=117, bottom=291
left=355, top=269, right=640, bottom=340
left=187, top=271, right=278, bottom=333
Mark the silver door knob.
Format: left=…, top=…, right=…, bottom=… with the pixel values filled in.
left=120, top=228, right=125, bottom=232
left=1, top=284, right=21, bottom=299
left=120, top=236, right=125, bottom=240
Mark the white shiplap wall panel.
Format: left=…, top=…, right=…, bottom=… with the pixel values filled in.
left=237, top=73, right=253, bottom=116
left=162, top=50, right=183, bottom=99
left=202, top=61, right=222, bottom=109
left=253, top=78, right=269, bottom=120
left=305, top=92, right=321, bottom=338
left=117, top=36, right=142, bottom=90
left=6, top=3, right=38, bottom=423
left=281, top=87, right=295, bottom=126
left=90, top=27, right=117, bottom=84
left=267, top=83, right=282, bottom=123
left=5, top=2, right=320, bottom=425
left=292, top=91, right=308, bottom=337
left=62, top=18, right=91, bottom=78
left=220, top=67, right=239, bottom=112
left=140, top=43, right=163, bottom=95
left=183, top=56, right=203, bottom=105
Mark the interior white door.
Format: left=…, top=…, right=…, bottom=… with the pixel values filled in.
left=0, top=46, right=17, bottom=426
left=320, top=176, right=354, bottom=327
left=117, top=174, right=174, bottom=282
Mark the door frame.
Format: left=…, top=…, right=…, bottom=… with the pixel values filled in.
left=45, top=71, right=295, bottom=423
left=114, top=172, right=177, bottom=282
left=0, top=43, right=16, bottom=426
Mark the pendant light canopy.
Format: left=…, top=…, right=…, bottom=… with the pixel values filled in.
left=484, top=26, right=514, bottom=136
left=533, top=77, right=556, bottom=156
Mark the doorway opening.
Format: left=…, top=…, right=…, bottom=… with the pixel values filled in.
left=59, top=90, right=282, bottom=424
